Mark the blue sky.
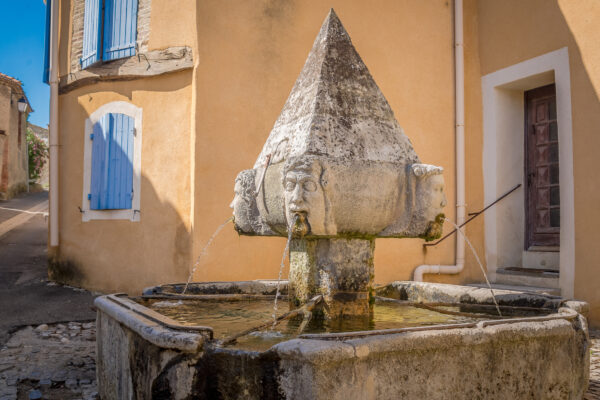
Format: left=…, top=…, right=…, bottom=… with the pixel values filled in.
left=0, top=1, right=49, bottom=127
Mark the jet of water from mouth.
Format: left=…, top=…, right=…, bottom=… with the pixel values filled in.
left=444, top=218, right=503, bottom=317
left=182, top=216, right=233, bottom=295
left=272, top=215, right=297, bottom=327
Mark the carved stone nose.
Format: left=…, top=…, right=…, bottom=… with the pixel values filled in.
left=290, top=185, right=303, bottom=203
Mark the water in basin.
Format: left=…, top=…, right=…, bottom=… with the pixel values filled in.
left=139, top=298, right=494, bottom=352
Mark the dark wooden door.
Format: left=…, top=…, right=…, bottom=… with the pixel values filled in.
left=525, top=84, right=560, bottom=248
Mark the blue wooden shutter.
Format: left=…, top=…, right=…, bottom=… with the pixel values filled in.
left=90, top=113, right=134, bottom=210
left=43, top=0, right=51, bottom=84
left=90, top=114, right=109, bottom=209
left=103, top=0, right=138, bottom=61
left=81, top=0, right=102, bottom=69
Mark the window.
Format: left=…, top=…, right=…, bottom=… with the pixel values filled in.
left=82, top=101, right=142, bottom=221
left=81, top=0, right=139, bottom=69
left=89, top=113, right=134, bottom=210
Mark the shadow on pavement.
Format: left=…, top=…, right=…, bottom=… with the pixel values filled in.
left=0, top=191, right=96, bottom=346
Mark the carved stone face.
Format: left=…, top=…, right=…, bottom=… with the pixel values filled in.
left=230, top=170, right=256, bottom=233
left=422, top=174, right=447, bottom=221
left=283, top=161, right=326, bottom=236
left=230, top=178, right=244, bottom=212
left=415, top=172, right=447, bottom=240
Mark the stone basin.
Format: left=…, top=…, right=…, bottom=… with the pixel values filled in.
left=95, top=281, right=590, bottom=399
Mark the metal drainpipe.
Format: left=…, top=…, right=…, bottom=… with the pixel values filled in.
left=49, top=0, right=59, bottom=247
left=413, top=0, right=466, bottom=281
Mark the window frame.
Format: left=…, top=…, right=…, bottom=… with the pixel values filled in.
left=82, top=101, right=142, bottom=222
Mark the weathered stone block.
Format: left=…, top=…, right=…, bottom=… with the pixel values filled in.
left=289, top=238, right=374, bottom=318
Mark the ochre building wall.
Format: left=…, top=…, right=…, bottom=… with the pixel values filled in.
left=53, top=0, right=196, bottom=293
left=475, top=0, right=600, bottom=327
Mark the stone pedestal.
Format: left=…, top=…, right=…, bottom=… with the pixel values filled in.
left=289, top=238, right=374, bottom=318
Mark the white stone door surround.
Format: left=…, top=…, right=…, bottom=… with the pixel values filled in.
left=482, top=48, right=574, bottom=298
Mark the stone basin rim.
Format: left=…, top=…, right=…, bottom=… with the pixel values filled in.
left=104, top=294, right=214, bottom=336
left=95, top=281, right=585, bottom=353
left=297, top=307, right=578, bottom=340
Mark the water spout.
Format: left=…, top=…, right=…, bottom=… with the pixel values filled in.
left=182, top=216, right=233, bottom=295
left=272, top=214, right=297, bottom=327
left=444, top=218, right=502, bottom=317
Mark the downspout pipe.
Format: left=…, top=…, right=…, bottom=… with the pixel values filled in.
left=414, top=0, right=465, bottom=281
left=49, top=0, right=59, bottom=247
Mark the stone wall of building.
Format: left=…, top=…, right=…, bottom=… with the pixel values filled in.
left=0, top=85, right=10, bottom=197
left=0, top=81, right=29, bottom=200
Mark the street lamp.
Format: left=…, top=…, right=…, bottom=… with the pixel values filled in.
left=17, top=97, right=28, bottom=113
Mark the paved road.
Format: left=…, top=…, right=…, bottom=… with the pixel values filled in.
left=0, top=191, right=96, bottom=346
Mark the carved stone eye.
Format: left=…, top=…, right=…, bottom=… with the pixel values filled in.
left=285, top=181, right=296, bottom=191
left=303, top=181, right=317, bottom=192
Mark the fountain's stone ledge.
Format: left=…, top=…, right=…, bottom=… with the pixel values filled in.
left=143, top=279, right=285, bottom=297
left=95, top=280, right=590, bottom=399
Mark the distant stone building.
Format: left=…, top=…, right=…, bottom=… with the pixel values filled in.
left=0, top=73, right=31, bottom=200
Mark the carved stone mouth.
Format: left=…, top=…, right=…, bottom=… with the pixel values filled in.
left=292, top=212, right=310, bottom=238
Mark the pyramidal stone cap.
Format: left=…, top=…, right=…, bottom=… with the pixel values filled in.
left=254, top=9, right=420, bottom=168
left=232, top=9, right=446, bottom=239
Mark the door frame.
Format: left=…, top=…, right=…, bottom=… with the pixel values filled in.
left=482, top=48, right=574, bottom=297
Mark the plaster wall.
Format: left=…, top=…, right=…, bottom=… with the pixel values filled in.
left=53, top=73, right=194, bottom=293
left=476, top=0, right=600, bottom=327
left=53, top=0, right=197, bottom=293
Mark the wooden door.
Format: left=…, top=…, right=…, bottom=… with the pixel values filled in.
left=525, top=84, right=560, bottom=248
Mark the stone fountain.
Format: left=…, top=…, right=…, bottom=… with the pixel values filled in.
left=94, top=10, right=589, bottom=399
left=231, top=9, right=446, bottom=318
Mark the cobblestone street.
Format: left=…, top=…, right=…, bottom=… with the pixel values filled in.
left=0, top=322, right=598, bottom=399
left=0, top=322, right=97, bottom=400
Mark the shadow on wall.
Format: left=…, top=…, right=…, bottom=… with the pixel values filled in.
left=48, top=115, right=192, bottom=295
left=49, top=173, right=191, bottom=294
left=477, top=0, right=600, bottom=325
left=46, top=70, right=195, bottom=294
left=556, top=1, right=600, bottom=327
